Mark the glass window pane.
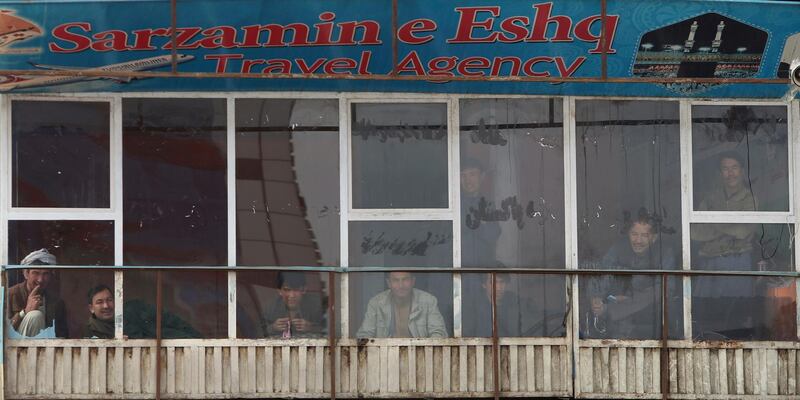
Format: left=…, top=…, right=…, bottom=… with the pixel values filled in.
left=576, top=100, right=682, bottom=267
left=124, top=270, right=226, bottom=339
left=12, top=101, right=110, bottom=208
left=691, top=223, right=795, bottom=340
left=8, top=221, right=114, bottom=339
left=579, top=275, right=682, bottom=339
left=350, top=272, right=452, bottom=338
left=349, top=221, right=452, bottom=267
left=692, top=105, right=789, bottom=212
left=462, top=273, right=566, bottom=337
left=351, top=103, right=448, bottom=209
left=236, top=99, right=339, bottom=266
left=459, top=99, right=565, bottom=268
left=122, top=98, right=227, bottom=266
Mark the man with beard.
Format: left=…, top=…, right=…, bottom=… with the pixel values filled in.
left=9, top=249, right=67, bottom=337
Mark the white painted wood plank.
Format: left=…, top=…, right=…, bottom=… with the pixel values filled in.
left=112, top=347, right=123, bottom=394
left=389, top=345, right=401, bottom=392
left=669, top=349, right=678, bottom=394
left=718, top=349, right=728, bottom=395
left=166, top=347, right=175, bottom=394
left=684, top=348, right=694, bottom=394
left=23, top=348, right=35, bottom=395
left=315, top=345, right=325, bottom=393
left=618, top=346, right=627, bottom=393
left=788, top=349, right=796, bottom=394
left=408, top=345, right=417, bottom=392
left=213, top=346, right=223, bottom=394
left=700, top=348, right=710, bottom=395
left=198, top=347, right=207, bottom=394
left=459, top=345, right=468, bottom=392
left=247, top=346, right=256, bottom=393
left=97, top=347, right=107, bottom=394
left=349, top=346, right=358, bottom=394
left=79, top=346, right=89, bottom=394
left=635, top=347, right=644, bottom=394
left=365, top=346, right=378, bottom=393
left=298, top=346, right=308, bottom=393
left=525, top=345, right=535, bottom=392
left=378, top=345, right=388, bottom=393
left=231, top=346, right=240, bottom=393
left=281, top=346, right=291, bottom=393
left=264, top=346, right=274, bottom=393
left=509, top=345, right=518, bottom=392
left=735, top=348, right=744, bottom=395
left=652, top=348, right=660, bottom=394
left=543, top=345, right=552, bottom=391
left=580, top=348, right=592, bottom=393
left=43, top=346, right=55, bottom=394
left=7, top=347, right=18, bottom=394
left=599, top=347, right=609, bottom=393
left=761, top=348, right=769, bottom=396
left=476, top=345, right=485, bottom=392
left=65, top=348, right=75, bottom=394
left=425, top=346, right=434, bottom=393
left=129, top=347, right=141, bottom=394
left=769, top=349, right=779, bottom=395
left=608, top=347, right=618, bottom=393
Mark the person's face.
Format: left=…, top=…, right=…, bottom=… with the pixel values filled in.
left=590, top=297, right=606, bottom=316
left=23, top=269, right=53, bottom=291
left=460, top=167, right=483, bottom=195
left=720, top=157, right=743, bottom=190
left=279, top=285, right=305, bottom=310
left=628, top=222, right=657, bottom=255
left=481, top=275, right=508, bottom=300
left=88, top=289, right=115, bottom=321
left=387, top=272, right=415, bottom=300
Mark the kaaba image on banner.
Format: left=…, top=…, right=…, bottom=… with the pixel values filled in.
left=633, top=13, right=767, bottom=93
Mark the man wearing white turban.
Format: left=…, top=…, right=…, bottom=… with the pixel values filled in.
left=8, top=249, right=67, bottom=337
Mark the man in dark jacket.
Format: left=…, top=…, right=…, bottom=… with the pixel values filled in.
left=83, top=284, right=115, bottom=339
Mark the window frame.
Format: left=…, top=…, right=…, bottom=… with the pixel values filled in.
left=0, top=92, right=795, bottom=343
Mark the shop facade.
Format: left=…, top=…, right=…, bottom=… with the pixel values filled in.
left=1, top=0, right=799, bottom=399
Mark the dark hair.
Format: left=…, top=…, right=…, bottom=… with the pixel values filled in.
left=718, top=151, right=746, bottom=169
left=276, top=272, right=306, bottom=289
left=87, top=284, right=112, bottom=304
left=460, top=157, right=484, bottom=172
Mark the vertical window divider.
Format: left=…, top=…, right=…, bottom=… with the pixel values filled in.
left=0, top=94, right=9, bottom=268
left=679, top=100, right=693, bottom=341
left=449, top=95, right=462, bottom=338
left=791, top=99, right=800, bottom=341
left=226, top=96, right=237, bottom=339
left=564, top=96, right=579, bottom=397
left=339, top=95, right=350, bottom=337
left=112, top=95, right=124, bottom=339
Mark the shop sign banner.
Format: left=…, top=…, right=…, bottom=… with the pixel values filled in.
left=0, top=0, right=797, bottom=97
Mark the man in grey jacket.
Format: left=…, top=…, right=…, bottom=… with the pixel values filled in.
left=356, top=272, right=447, bottom=338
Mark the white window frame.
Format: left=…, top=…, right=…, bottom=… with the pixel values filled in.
left=0, top=92, right=796, bottom=344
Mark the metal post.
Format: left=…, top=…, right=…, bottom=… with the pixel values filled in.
left=600, top=0, right=608, bottom=80
left=155, top=270, right=163, bottom=400
left=391, top=0, right=398, bottom=76
left=491, top=272, right=499, bottom=400
left=328, top=271, right=337, bottom=400
left=170, top=0, right=178, bottom=73
left=661, top=273, right=669, bottom=399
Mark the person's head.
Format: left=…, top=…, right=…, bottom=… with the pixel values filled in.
left=627, top=216, right=658, bottom=255
left=386, top=271, right=415, bottom=301
left=460, top=158, right=485, bottom=196
left=718, top=152, right=745, bottom=191
left=21, top=248, right=57, bottom=291
left=276, top=272, right=307, bottom=310
left=87, top=285, right=114, bottom=321
left=481, top=274, right=510, bottom=300
left=590, top=296, right=606, bottom=316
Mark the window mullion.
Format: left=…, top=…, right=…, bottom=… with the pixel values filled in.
left=112, top=95, right=124, bottom=340
left=680, top=99, right=693, bottom=340
left=227, top=96, right=237, bottom=339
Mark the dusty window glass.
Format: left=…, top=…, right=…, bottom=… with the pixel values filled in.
left=236, top=99, right=339, bottom=266
left=692, top=105, right=788, bottom=212
left=12, top=101, right=110, bottom=208
left=461, top=273, right=566, bottom=338
left=459, top=99, right=564, bottom=268
left=236, top=270, right=330, bottom=339
left=122, top=99, right=227, bottom=266
left=575, top=100, right=683, bottom=339
left=691, top=223, right=795, bottom=340
left=350, top=271, right=452, bottom=338
left=124, top=270, right=227, bottom=339
left=349, top=221, right=452, bottom=268
left=351, top=103, right=448, bottom=209
left=7, top=221, right=113, bottom=339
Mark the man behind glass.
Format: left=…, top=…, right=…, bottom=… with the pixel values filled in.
left=84, top=284, right=115, bottom=339
left=460, top=157, right=501, bottom=267
left=9, top=249, right=68, bottom=337
left=582, top=214, right=678, bottom=339
left=462, top=274, right=520, bottom=337
left=264, top=272, right=323, bottom=338
left=356, top=272, right=447, bottom=338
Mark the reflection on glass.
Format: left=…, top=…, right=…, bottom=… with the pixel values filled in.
left=351, top=272, right=451, bottom=338
left=12, top=101, right=110, bottom=208
left=235, top=99, right=339, bottom=266
left=462, top=273, right=566, bottom=337
left=460, top=99, right=564, bottom=268
left=122, top=99, right=227, bottom=266
left=236, top=270, right=329, bottom=338
left=576, top=100, right=681, bottom=265
left=692, top=223, right=795, bottom=340
left=124, top=271, right=226, bottom=339
left=349, top=221, right=452, bottom=267
left=351, top=103, right=448, bottom=209
left=692, top=105, right=788, bottom=212
left=579, top=275, right=682, bottom=339
left=8, top=220, right=114, bottom=266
